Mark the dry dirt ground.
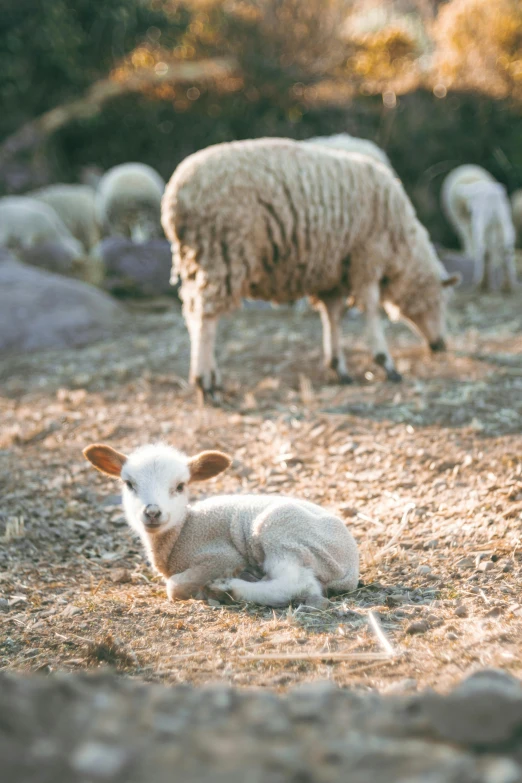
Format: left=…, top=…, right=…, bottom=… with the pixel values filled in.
left=1, top=286, right=522, bottom=695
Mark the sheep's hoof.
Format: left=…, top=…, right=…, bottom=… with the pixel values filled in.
left=326, top=359, right=353, bottom=385
left=386, top=368, right=402, bottom=383
left=194, top=377, right=222, bottom=407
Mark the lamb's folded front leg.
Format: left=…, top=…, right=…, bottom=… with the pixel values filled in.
left=166, top=566, right=215, bottom=600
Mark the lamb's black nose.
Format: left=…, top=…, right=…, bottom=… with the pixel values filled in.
left=430, top=337, right=446, bottom=353
left=144, top=504, right=161, bottom=521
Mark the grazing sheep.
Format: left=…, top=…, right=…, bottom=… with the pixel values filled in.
left=161, top=137, right=459, bottom=394
left=83, top=442, right=359, bottom=608
left=511, top=189, right=522, bottom=247
left=0, top=196, right=84, bottom=259
left=441, top=165, right=517, bottom=291
left=30, top=184, right=100, bottom=251
left=96, top=163, right=165, bottom=242
left=305, top=132, right=392, bottom=167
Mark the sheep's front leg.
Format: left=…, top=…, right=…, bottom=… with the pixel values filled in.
left=185, top=313, right=221, bottom=399
left=166, top=567, right=214, bottom=601
left=314, top=294, right=352, bottom=384
left=360, top=283, right=401, bottom=382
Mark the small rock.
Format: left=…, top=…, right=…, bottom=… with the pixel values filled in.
left=406, top=620, right=429, bottom=635
left=109, top=568, right=132, bottom=584
left=484, top=606, right=504, bottom=618
left=447, top=632, right=458, bottom=640
left=455, top=605, right=468, bottom=618
left=416, top=565, right=431, bottom=576
left=456, top=557, right=475, bottom=569
left=503, top=561, right=514, bottom=573
left=207, top=599, right=221, bottom=608
left=386, top=594, right=406, bottom=607
left=478, top=561, right=495, bottom=573
left=61, top=604, right=81, bottom=618
left=0, top=598, right=9, bottom=612
left=425, top=539, right=438, bottom=549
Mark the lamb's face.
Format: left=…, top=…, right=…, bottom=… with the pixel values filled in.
left=120, top=445, right=190, bottom=535
left=83, top=443, right=231, bottom=538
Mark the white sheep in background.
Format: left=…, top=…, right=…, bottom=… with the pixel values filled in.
left=83, top=442, right=359, bottom=608
left=30, top=184, right=100, bottom=251
left=305, top=132, right=392, bottom=167
left=441, top=164, right=517, bottom=291
left=96, top=163, right=165, bottom=243
left=0, top=196, right=84, bottom=259
left=161, top=137, right=459, bottom=396
left=511, top=189, right=522, bottom=248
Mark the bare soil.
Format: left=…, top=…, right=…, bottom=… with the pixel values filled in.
left=1, top=286, right=522, bottom=694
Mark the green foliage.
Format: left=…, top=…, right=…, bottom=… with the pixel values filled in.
left=0, top=0, right=186, bottom=139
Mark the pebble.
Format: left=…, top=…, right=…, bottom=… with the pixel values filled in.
left=455, top=605, right=468, bottom=618
left=110, top=568, right=132, bottom=584
left=406, top=620, right=429, bottom=635
left=447, top=632, right=458, bottom=640
left=456, top=557, right=475, bottom=569
left=478, top=561, right=495, bottom=573
left=416, top=565, right=431, bottom=576
left=0, top=598, right=9, bottom=612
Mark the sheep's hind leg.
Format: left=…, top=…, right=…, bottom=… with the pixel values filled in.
left=212, top=559, right=326, bottom=608
left=314, top=294, right=352, bottom=384
left=361, top=283, right=401, bottom=382
left=186, top=313, right=221, bottom=401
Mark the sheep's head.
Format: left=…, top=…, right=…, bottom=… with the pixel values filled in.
left=387, top=270, right=460, bottom=352
left=83, top=443, right=231, bottom=536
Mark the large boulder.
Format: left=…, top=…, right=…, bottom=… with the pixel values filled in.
left=96, top=237, right=175, bottom=298
left=0, top=251, right=127, bottom=354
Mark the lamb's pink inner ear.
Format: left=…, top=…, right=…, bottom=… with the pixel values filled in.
left=83, top=444, right=127, bottom=477
left=188, top=450, right=232, bottom=482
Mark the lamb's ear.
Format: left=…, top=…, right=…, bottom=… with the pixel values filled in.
left=442, top=273, right=461, bottom=288
left=188, top=450, right=232, bottom=482
left=83, top=444, right=127, bottom=477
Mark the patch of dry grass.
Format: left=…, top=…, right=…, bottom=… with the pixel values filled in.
left=1, top=288, right=521, bottom=692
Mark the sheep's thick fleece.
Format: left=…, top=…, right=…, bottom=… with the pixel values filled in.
left=150, top=494, right=359, bottom=590
left=162, top=137, right=445, bottom=316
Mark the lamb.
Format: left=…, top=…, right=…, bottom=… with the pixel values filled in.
left=0, top=196, right=84, bottom=258
left=161, top=137, right=459, bottom=394
left=511, top=189, right=522, bottom=247
left=29, top=184, right=100, bottom=251
left=441, top=164, right=517, bottom=291
left=305, top=132, right=392, bottom=167
left=96, top=163, right=165, bottom=242
left=83, top=442, right=359, bottom=608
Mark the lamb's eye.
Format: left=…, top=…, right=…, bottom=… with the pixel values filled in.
left=176, top=483, right=185, bottom=493
left=124, top=480, right=135, bottom=492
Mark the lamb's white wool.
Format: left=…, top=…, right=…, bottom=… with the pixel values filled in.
left=83, top=442, right=359, bottom=608
left=442, top=164, right=517, bottom=291
left=30, top=184, right=100, bottom=251
left=96, top=163, right=165, bottom=242
left=162, top=137, right=459, bottom=393
left=511, top=189, right=522, bottom=247
left=305, top=133, right=391, bottom=167
left=0, top=196, right=84, bottom=258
